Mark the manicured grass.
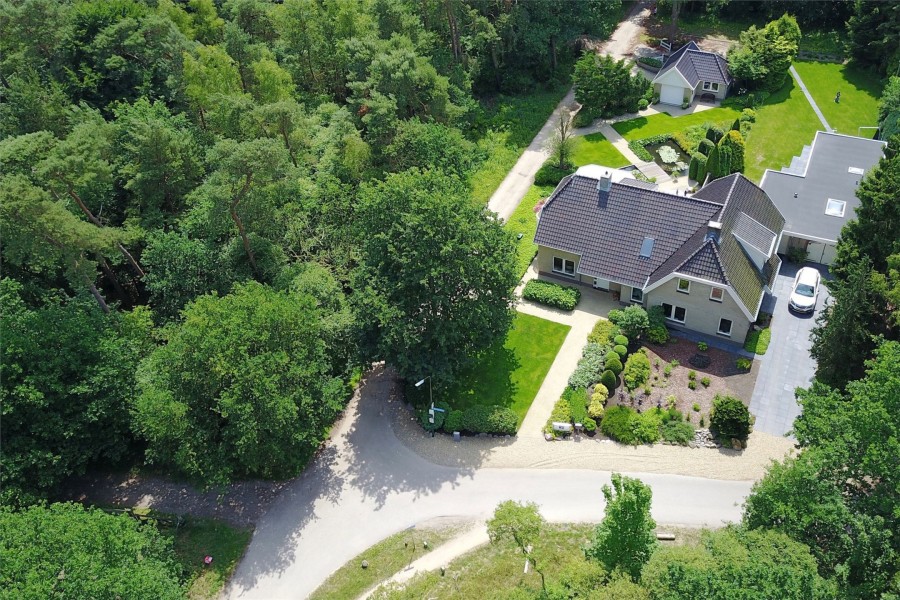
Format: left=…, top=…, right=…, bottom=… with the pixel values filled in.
left=743, top=77, right=823, bottom=183
left=309, top=524, right=463, bottom=600
left=505, top=184, right=556, bottom=279
left=162, top=517, right=252, bottom=600
left=571, top=132, right=631, bottom=168
left=470, top=84, right=570, bottom=204
left=410, top=313, right=570, bottom=427
left=743, top=326, right=771, bottom=355
left=612, top=107, right=741, bottom=141
left=792, top=61, right=883, bottom=138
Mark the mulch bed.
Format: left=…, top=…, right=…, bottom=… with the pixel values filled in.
left=605, top=335, right=758, bottom=428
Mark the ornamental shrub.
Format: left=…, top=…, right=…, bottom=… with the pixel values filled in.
left=661, top=420, right=695, bottom=445
left=582, top=342, right=608, bottom=362
left=701, top=376, right=711, bottom=387
left=688, top=380, right=697, bottom=390
left=698, top=138, right=716, bottom=156
left=688, top=370, right=697, bottom=380
left=628, top=140, right=654, bottom=162
left=461, top=405, right=492, bottom=432
left=706, top=125, right=724, bottom=144
left=736, top=357, right=752, bottom=370
left=613, top=344, right=628, bottom=358
left=605, top=357, right=623, bottom=375
left=613, top=334, right=629, bottom=346
left=740, top=108, right=757, bottom=122
left=608, top=305, right=650, bottom=339
left=592, top=384, right=609, bottom=401
left=588, top=319, right=620, bottom=345
left=605, top=351, right=620, bottom=364
left=486, top=407, right=518, bottom=435
left=602, top=406, right=662, bottom=444
left=583, top=417, right=597, bottom=432
left=646, top=306, right=669, bottom=343
left=588, top=398, right=606, bottom=420
left=443, top=409, right=463, bottom=432
left=718, top=130, right=745, bottom=173
left=731, top=118, right=741, bottom=131
left=545, top=398, right=573, bottom=434
left=710, top=394, right=751, bottom=441
left=564, top=386, right=589, bottom=424
left=535, top=161, right=576, bottom=186
left=522, top=280, right=581, bottom=310
left=623, top=350, right=651, bottom=390
left=638, top=98, right=649, bottom=110
left=600, top=370, right=617, bottom=391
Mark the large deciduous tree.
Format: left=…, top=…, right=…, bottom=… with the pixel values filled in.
left=727, top=14, right=800, bottom=93
left=132, top=281, right=346, bottom=485
left=487, top=501, right=549, bottom=592
left=352, top=168, right=517, bottom=383
left=585, top=473, right=657, bottom=579
left=0, top=279, right=152, bottom=505
left=573, top=54, right=650, bottom=120
left=0, top=503, right=183, bottom=600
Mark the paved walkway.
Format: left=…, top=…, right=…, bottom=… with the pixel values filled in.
left=487, top=1, right=650, bottom=221
left=749, top=261, right=830, bottom=437
left=789, top=65, right=831, bottom=132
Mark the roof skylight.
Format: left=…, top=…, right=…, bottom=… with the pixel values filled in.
left=825, top=198, right=846, bottom=217
left=640, top=237, right=654, bottom=258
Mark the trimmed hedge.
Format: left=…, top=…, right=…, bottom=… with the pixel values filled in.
left=460, top=405, right=518, bottom=435
left=564, top=386, right=589, bottom=425
left=613, top=344, right=628, bottom=358
left=628, top=140, right=653, bottom=162
left=523, top=279, right=581, bottom=311
left=600, top=369, right=617, bottom=391
left=710, top=394, right=751, bottom=441
left=605, top=356, right=623, bottom=375
left=698, top=138, right=715, bottom=156
left=613, top=334, right=629, bottom=346
left=443, top=409, right=463, bottom=433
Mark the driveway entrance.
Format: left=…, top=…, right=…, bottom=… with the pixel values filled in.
left=748, top=261, right=830, bottom=437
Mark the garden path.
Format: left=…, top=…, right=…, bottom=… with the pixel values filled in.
left=593, top=122, right=672, bottom=182
left=789, top=65, right=832, bottom=132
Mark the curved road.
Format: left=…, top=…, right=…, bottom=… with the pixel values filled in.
left=226, top=368, right=752, bottom=600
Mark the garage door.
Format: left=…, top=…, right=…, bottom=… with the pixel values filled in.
left=807, top=241, right=837, bottom=265
left=660, top=84, right=683, bottom=105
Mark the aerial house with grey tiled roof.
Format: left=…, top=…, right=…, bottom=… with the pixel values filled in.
left=651, top=41, right=732, bottom=106
left=534, top=165, right=785, bottom=343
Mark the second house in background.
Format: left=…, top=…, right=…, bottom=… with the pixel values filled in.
left=534, top=165, right=784, bottom=343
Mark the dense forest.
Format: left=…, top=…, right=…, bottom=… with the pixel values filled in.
left=0, top=0, right=622, bottom=502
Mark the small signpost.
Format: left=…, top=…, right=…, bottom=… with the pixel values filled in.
left=429, top=402, right=446, bottom=437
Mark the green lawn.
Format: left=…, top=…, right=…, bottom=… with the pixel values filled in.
left=310, top=524, right=462, bottom=600
left=792, top=61, right=883, bottom=138
left=743, top=326, right=771, bottom=355
left=743, top=77, right=824, bottom=183
left=572, top=132, right=631, bottom=168
left=162, top=517, right=252, bottom=600
left=470, top=85, right=570, bottom=204
left=505, top=184, right=556, bottom=279
left=410, top=313, right=570, bottom=426
left=612, top=107, right=741, bottom=141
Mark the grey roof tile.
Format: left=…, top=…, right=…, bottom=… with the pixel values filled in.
left=733, top=212, right=777, bottom=255
left=657, top=41, right=731, bottom=87
left=678, top=240, right=729, bottom=284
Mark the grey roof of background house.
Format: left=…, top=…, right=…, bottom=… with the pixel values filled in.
left=656, top=41, right=731, bottom=87
left=760, top=132, right=886, bottom=243
left=535, top=171, right=785, bottom=319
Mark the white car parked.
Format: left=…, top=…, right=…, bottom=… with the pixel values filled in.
left=788, top=267, right=820, bottom=313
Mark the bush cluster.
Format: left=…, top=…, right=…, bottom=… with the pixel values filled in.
left=588, top=319, right=620, bottom=345
left=419, top=400, right=452, bottom=431
left=710, top=394, right=752, bottom=441
left=613, top=344, right=628, bottom=358
left=564, top=386, right=589, bottom=424
left=545, top=398, right=572, bottom=434
left=628, top=140, right=654, bottom=162
left=608, top=305, right=650, bottom=339
left=637, top=56, right=663, bottom=68
left=535, top=160, right=576, bottom=186
left=661, top=420, right=695, bottom=445
left=568, top=342, right=610, bottom=388
left=623, top=350, right=651, bottom=390
left=522, top=279, right=581, bottom=310
left=443, top=409, right=463, bottom=433
left=456, top=405, right=518, bottom=435
left=605, top=356, right=623, bottom=375
left=601, top=405, right=662, bottom=444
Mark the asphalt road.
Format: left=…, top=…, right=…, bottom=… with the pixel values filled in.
left=225, top=367, right=752, bottom=600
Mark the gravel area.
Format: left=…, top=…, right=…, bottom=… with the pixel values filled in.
left=388, top=372, right=794, bottom=482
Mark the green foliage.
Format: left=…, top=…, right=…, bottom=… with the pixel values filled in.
left=705, top=125, right=724, bottom=144
left=0, top=503, right=183, bottom=599
left=354, top=169, right=517, bottom=383
left=727, top=14, right=801, bottom=92
left=847, top=2, right=900, bottom=76
left=573, top=54, right=650, bottom=118
left=741, top=108, right=757, bottom=122
left=661, top=420, right=695, bottom=445
left=588, top=396, right=606, bottom=420
left=637, top=56, right=662, bottom=68
left=879, top=77, right=900, bottom=139
left=744, top=326, right=772, bottom=354
left=460, top=405, right=518, bottom=435
left=717, top=129, right=745, bottom=174
left=697, top=341, right=709, bottom=351
left=383, top=119, right=476, bottom=181
left=641, top=527, right=831, bottom=600
left=628, top=140, right=654, bottom=162
left=522, top=279, right=581, bottom=311
left=1, top=280, right=153, bottom=504
left=692, top=403, right=701, bottom=412
left=443, top=409, right=463, bottom=433
left=607, top=305, right=650, bottom=339
left=736, top=357, right=752, bottom=370
left=564, top=386, right=588, bottom=425
left=568, top=342, right=609, bottom=389
left=688, top=370, right=697, bottom=380
left=613, top=344, right=628, bottom=358
left=646, top=306, right=670, bottom=344
left=687, top=380, right=697, bottom=390
left=419, top=401, right=451, bottom=432
left=133, top=282, right=346, bottom=485
left=534, top=160, right=576, bottom=186
left=588, top=319, right=620, bottom=346
left=604, top=356, right=623, bottom=376
left=623, top=350, right=651, bottom=391
left=700, top=377, right=711, bottom=388
left=600, top=406, right=661, bottom=445
left=613, top=334, right=629, bottom=346
left=545, top=398, right=572, bottom=434
left=709, top=394, right=751, bottom=441
left=600, top=370, right=617, bottom=392
left=698, top=138, right=716, bottom=156
left=582, top=416, right=597, bottom=432
left=585, top=473, right=657, bottom=580
left=487, top=501, right=548, bottom=591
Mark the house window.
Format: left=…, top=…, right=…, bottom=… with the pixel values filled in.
left=718, top=318, right=733, bottom=337
left=677, top=278, right=691, bottom=294
left=709, top=287, right=724, bottom=302
left=631, top=288, right=644, bottom=303
left=662, top=303, right=686, bottom=324
left=553, top=256, right=575, bottom=276
left=825, top=199, right=846, bottom=217
left=703, top=82, right=720, bottom=92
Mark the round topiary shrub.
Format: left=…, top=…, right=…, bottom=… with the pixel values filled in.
left=583, top=416, right=597, bottom=432
left=588, top=398, right=605, bottom=420
left=710, top=394, right=751, bottom=442
left=600, top=369, right=617, bottom=391
left=604, top=351, right=620, bottom=364
left=613, top=334, right=629, bottom=346
left=591, top=383, right=609, bottom=401
left=638, top=98, right=649, bottom=110
left=605, top=357, right=623, bottom=375
left=613, top=344, right=628, bottom=358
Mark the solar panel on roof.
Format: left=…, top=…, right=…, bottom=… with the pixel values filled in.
left=640, top=237, right=654, bottom=258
